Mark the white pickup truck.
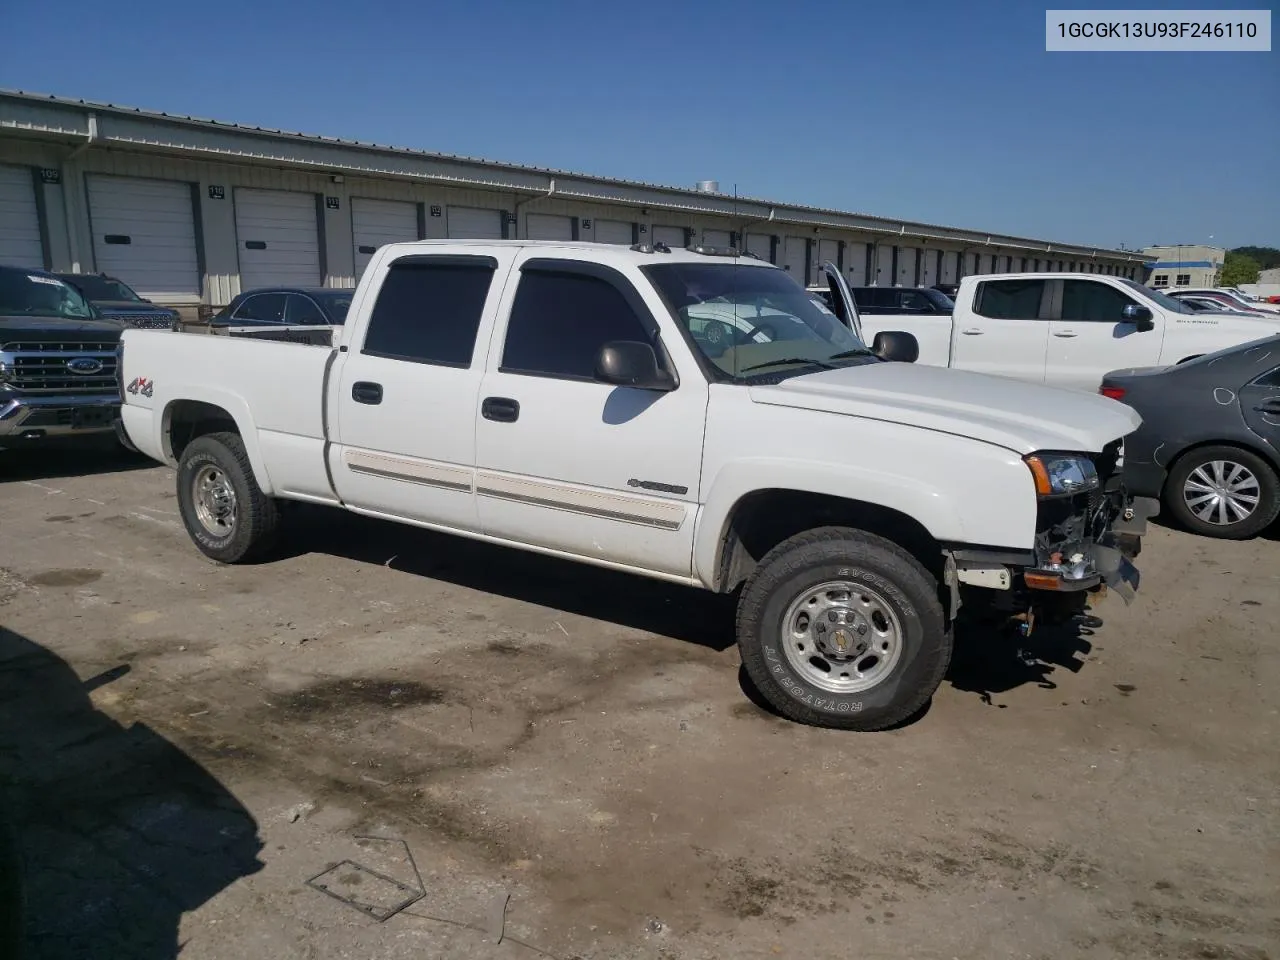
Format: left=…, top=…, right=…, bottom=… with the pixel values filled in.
left=118, top=240, right=1156, bottom=731
left=811, top=271, right=1279, bottom=392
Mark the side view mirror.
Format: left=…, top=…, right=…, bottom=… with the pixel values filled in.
left=1122, top=304, right=1155, bottom=331
left=595, top=340, right=676, bottom=391
left=871, top=330, right=919, bottom=363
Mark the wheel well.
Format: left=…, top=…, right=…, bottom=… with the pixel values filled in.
left=1175, top=355, right=1203, bottom=364
left=164, top=400, right=239, bottom=462
left=714, top=489, right=942, bottom=594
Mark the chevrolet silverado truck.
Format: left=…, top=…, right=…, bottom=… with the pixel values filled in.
left=0, top=265, right=124, bottom=442
left=816, top=271, right=1279, bottom=393
left=118, top=240, right=1155, bottom=730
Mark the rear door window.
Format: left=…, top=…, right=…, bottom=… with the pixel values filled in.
left=361, top=256, right=496, bottom=366
left=286, top=294, right=327, bottom=325
left=974, top=279, right=1046, bottom=320
left=233, top=293, right=287, bottom=322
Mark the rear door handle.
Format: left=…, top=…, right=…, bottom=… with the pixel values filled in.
left=482, top=396, right=520, bottom=423
left=352, top=381, right=383, bottom=405
left=960, top=328, right=984, bottom=335
left=1054, top=330, right=1078, bottom=338
left=1254, top=401, right=1280, bottom=415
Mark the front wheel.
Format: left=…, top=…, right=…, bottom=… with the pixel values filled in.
left=1164, top=445, right=1280, bottom=539
left=736, top=527, right=951, bottom=730
left=176, top=432, right=279, bottom=562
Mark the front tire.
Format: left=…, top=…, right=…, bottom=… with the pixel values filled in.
left=176, top=432, right=279, bottom=562
left=1164, top=445, right=1280, bottom=539
left=736, top=527, right=951, bottom=730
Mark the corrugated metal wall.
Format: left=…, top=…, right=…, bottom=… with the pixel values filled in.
left=0, top=137, right=1146, bottom=306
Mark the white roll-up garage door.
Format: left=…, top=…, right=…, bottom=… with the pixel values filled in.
left=744, top=233, right=773, bottom=262
left=874, top=245, right=893, bottom=285
left=234, top=188, right=321, bottom=290
left=87, top=174, right=201, bottom=296
left=352, top=198, right=419, bottom=277
left=448, top=206, right=503, bottom=239
left=593, top=219, right=633, bottom=245
left=845, top=243, right=868, bottom=285
left=526, top=213, right=573, bottom=240
left=651, top=225, right=686, bottom=249
left=0, top=164, right=44, bottom=269
left=943, top=251, right=960, bottom=283
left=782, top=237, right=807, bottom=280
left=919, top=249, right=935, bottom=286
left=812, top=240, right=839, bottom=284
left=702, top=229, right=731, bottom=248
left=896, top=247, right=917, bottom=286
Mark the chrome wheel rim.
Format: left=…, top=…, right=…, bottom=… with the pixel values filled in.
left=1183, top=460, right=1259, bottom=526
left=780, top=580, right=904, bottom=694
left=192, top=464, right=237, bottom=536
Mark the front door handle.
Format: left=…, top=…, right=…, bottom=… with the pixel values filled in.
left=960, top=328, right=984, bottom=335
left=352, top=381, right=383, bottom=405
left=482, top=396, right=520, bottom=423
left=1054, top=330, right=1078, bottom=338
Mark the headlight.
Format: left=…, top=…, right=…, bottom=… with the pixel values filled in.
left=1024, top=454, right=1099, bottom=497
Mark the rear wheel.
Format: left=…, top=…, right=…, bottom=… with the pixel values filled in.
left=1164, top=445, right=1280, bottom=539
left=176, top=432, right=279, bottom=562
left=736, top=527, right=951, bottom=730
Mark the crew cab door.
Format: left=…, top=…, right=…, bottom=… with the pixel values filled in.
left=950, top=277, right=1050, bottom=382
left=1044, top=279, right=1164, bottom=391
left=473, top=255, right=707, bottom=578
left=327, top=251, right=514, bottom=531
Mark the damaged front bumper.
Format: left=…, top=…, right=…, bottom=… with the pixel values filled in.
left=1022, top=489, right=1160, bottom=604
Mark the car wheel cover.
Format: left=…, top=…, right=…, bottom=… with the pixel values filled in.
left=1182, top=459, right=1260, bottom=526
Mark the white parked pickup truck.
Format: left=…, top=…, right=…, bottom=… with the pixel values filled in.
left=118, top=241, right=1157, bottom=731
left=814, top=271, right=1279, bottom=392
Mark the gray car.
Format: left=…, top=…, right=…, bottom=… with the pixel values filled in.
left=1101, top=335, right=1280, bottom=539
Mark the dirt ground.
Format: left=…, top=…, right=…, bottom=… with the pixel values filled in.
left=1, top=439, right=1277, bottom=960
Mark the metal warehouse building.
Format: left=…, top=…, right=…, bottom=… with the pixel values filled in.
left=0, top=90, right=1152, bottom=315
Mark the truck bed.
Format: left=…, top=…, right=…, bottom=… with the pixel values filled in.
left=118, top=328, right=335, bottom=501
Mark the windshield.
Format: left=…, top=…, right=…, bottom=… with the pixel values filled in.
left=0, top=268, right=95, bottom=319
left=317, top=292, right=353, bottom=324
left=1119, top=277, right=1195, bottom=315
left=61, top=274, right=142, bottom=301
left=644, top=261, right=872, bottom=380
left=922, top=288, right=955, bottom=311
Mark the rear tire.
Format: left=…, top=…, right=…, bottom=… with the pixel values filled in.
left=176, top=432, right=279, bottom=562
left=1164, top=445, right=1279, bottom=540
left=736, top=526, right=951, bottom=730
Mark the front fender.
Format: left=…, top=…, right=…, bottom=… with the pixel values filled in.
left=692, top=451, right=1037, bottom=589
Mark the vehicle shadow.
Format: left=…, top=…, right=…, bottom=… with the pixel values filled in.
left=281, top=506, right=1108, bottom=697
left=0, top=436, right=155, bottom=484
left=0, top=626, right=263, bottom=960
left=945, top=611, right=1098, bottom=705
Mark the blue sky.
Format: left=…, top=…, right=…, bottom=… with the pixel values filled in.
left=2, top=0, right=1275, bottom=249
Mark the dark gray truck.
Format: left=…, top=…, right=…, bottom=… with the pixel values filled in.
left=0, top=265, right=125, bottom=442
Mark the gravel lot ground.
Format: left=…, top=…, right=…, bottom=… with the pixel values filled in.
left=1, top=439, right=1277, bottom=960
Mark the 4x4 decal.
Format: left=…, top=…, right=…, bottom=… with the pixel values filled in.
left=126, top=377, right=154, bottom=398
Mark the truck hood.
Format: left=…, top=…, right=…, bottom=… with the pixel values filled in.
left=749, top=362, right=1141, bottom=455
left=0, top=315, right=127, bottom=339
